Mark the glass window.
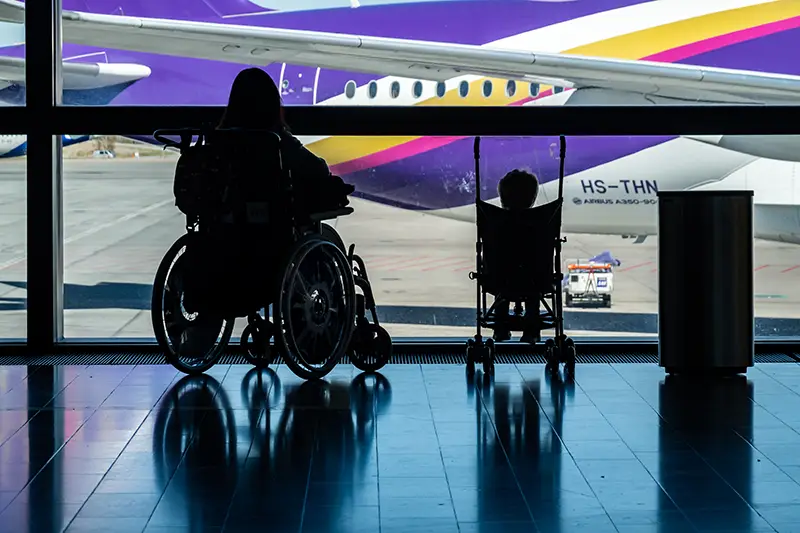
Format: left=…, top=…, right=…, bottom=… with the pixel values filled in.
left=412, top=81, right=423, bottom=99
left=52, top=0, right=800, bottom=109
left=506, top=80, right=516, bottom=98
left=482, top=80, right=493, bottom=98
left=390, top=81, right=400, bottom=99
left=530, top=83, right=540, bottom=98
left=459, top=81, right=469, bottom=98
left=0, top=8, right=26, bottom=341
left=0, top=19, right=25, bottom=107
left=60, top=133, right=800, bottom=341
left=344, top=80, right=357, bottom=99
left=0, top=137, right=26, bottom=340
left=436, top=82, right=446, bottom=98
left=554, top=86, right=564, bottom=94
left=368, top=81, right=378, bottom=99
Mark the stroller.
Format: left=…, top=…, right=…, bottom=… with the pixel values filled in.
left=466, top=136, right=576, bottom=376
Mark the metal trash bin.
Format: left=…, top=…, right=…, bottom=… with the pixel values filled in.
left=658, top=190, right=754, bottom=375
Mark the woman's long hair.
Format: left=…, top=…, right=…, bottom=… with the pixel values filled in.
left=218, top=67, right=286, bottom=130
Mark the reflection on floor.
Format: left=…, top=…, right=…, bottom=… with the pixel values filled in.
left=2, top=363, right=800, bottom=532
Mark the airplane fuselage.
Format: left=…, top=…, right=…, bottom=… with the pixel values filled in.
left=2, top=0, right=800, bottom=242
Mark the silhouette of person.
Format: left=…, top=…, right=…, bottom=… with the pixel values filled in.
left=494, top=169, right=540, bottom=343
left=216, top=67, right=355, bottom=215
left=180, top=68, right=355, bottom=357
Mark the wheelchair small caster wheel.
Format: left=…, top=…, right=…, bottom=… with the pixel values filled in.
left=241, top=323, right=274, bottom=369
left=350, top=324, right=392, bottom=372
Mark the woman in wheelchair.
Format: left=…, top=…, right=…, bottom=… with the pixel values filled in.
left=179, top=68, right=356, bottom=356
left=493, top=169, right=541, bottom=344
left=155, top=67, right=391, bottom=379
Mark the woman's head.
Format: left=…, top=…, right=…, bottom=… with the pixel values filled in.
left=219, top=68, right=285, bottom=130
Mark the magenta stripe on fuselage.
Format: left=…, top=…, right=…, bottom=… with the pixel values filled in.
left=645, top=14, right=800, bottom=64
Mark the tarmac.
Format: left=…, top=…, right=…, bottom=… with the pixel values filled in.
left=1, top=157, right=799, bottom=340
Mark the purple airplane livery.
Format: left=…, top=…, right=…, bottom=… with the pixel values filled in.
left=1, top=0, right=799, bottom=243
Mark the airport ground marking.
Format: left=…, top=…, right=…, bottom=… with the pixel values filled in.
left=420, top=257, right=473, bottom=272
left=618, top=261, right=654, bottom=272
left=382, top=256, right=436, bottom=271
left=0, top=199, right=173, bottom=272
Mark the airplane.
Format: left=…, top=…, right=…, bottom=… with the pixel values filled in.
left=0, top=0, right=799, bottom=245
left=0, top=134, right=91, bottom=157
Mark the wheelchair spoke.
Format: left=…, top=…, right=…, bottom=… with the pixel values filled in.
left=311, top=330, right=320, bottom=357
left=294, top=271, right=313, bottom=300
left=296, top=325, right=312, bottom=347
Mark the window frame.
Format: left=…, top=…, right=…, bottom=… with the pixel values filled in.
left=7, top=0, right=800, bottom=352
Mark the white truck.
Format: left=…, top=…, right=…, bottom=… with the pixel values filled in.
left=564, top=261, right=614, bottom=307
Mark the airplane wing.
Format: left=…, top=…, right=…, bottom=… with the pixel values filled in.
left=0, top=56, right=150, bottom=91
left=2, top=0, right=800, bottom=105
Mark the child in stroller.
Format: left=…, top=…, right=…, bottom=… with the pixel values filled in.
left=493, top=169, right=541, bottom=344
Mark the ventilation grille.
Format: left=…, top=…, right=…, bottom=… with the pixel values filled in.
left=0, top=352, right=796, bottom=366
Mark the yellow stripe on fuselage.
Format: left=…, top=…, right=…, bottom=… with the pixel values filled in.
left=565, top=0, right=800, bottom=59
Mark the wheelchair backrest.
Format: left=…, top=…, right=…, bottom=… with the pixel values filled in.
left=477, top=199, right=563, bottom=297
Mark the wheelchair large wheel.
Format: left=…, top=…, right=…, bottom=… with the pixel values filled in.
left=320, top=222, right=347, bottom=253
left=151, top=234, right=235, bottom=375
left=275, top=236, right=356, bottom=380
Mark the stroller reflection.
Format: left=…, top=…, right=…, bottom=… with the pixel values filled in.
left=468, top=368, right=575, bottom=528
left=151, top=369, right=391, bottom=530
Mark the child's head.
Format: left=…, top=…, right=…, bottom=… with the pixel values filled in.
left=498, top=169, right=539, bottom=210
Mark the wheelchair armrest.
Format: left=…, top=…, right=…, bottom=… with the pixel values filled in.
left=308, top=207, right=354, bottom=222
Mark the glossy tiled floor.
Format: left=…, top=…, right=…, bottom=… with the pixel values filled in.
left=3, top=362, right=800, bottom=532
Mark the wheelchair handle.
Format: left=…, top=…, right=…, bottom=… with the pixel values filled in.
left=153, top=127, right=207, bottom=152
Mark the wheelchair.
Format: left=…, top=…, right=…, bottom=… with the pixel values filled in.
left=150, top=127, right=392, bottom=379
left=466, top=136, right=576, bottom=376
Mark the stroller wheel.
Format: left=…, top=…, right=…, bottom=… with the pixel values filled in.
left=466, top=339, right=477, bottom=374
left=565, top=346, right=576, bottom=375
left=545, top=342, right=560, bottom=373
left=564, top=339, right=577, bottom=376
left=482, top=339, right=495, bottom=374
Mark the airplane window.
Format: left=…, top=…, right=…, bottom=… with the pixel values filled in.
left=413, top=81, right=423, bottom=99
left=459, top=80, right=469, bottom=98
left=506, top=80, right=516, bottom=98
left=368, top=81, right=378, bottom=99
left=530, top=83, right=540, bottom=97
left=482, top=80, right=492, bottom=98
left=554, top=86, right=564, bottom=94
left=391, top=81, right=401, bottom=99
left=436, top=82, right=446, bottom=98
left=345, top=80, right=357, bottom=99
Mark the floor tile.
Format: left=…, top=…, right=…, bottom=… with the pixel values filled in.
left=4, top=363, right=800, bottom=533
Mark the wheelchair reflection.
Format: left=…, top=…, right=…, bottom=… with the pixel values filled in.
left=151, top=369, right=391, bottom=528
